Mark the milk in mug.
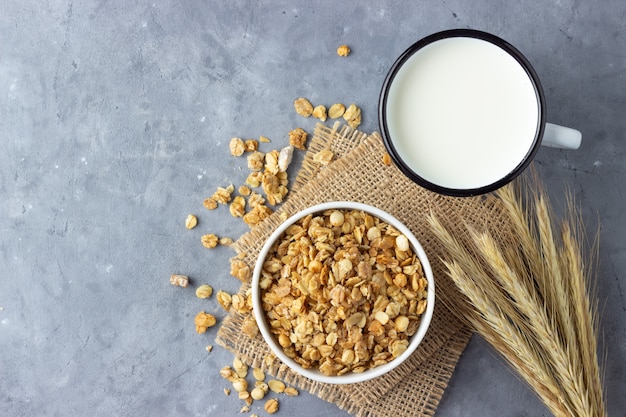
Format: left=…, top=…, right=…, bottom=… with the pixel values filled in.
left=385, top=36, right=540, bottom=190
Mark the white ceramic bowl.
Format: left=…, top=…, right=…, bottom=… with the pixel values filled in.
left=251, top=201, right=435, bottom=384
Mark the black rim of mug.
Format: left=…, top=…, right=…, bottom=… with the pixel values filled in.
left=378, top=29, right=547, bottom=197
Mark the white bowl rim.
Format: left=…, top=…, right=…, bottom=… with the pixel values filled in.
left=251, top=201, right=435, bottom=384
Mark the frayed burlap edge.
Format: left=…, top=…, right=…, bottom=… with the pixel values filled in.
left=216, top=122, right=512, bottom=416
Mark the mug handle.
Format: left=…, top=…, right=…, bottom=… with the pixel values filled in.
left=542, top=122, right=582, bottom=149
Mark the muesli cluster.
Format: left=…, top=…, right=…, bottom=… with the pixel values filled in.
left=259, top=209, right=428, bottom=376
left=336, top=44, right=351, bottom=57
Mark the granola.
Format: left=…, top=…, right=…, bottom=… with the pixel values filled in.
left=293, top=97, right=313, bottom=117
left=229, top=137, right=246, bottom=156
left=185, top=214, right=198, bottom=229
left=288, top=127, right=308, bottom=150
left=328, top=103, right=345, bottom=119
left=337, top=44, right=351, bottom=57
left=259, top=209, right=428, bottom=376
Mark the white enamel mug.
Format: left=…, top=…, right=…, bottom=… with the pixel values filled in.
left=379, top=29, right=581, bottom=197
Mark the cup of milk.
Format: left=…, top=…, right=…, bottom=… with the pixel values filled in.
left=378, top=29, right=581, bottom=197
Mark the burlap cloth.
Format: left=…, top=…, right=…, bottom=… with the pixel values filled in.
left=216, top=122, right=513, bottom=417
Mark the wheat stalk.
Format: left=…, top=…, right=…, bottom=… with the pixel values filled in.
left=470, top=228, right=588, bottom=415
left=535, top=194, right=579, bottom=350
left=499, top=183, right=604, bottom=417
left=429, top=178, right=606, bottom=417
left=561, top=200, right=604, bottom=416
left=429, top=214, right=570, bottom=415
left=443, top=259, right=573, bottom=417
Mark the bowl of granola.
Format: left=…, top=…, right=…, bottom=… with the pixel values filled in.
left=251, top=201, right=435, bottom=384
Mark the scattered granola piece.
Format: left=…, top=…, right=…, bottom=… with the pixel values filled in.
left=337, top=44, right=351, bottom=57
left=382, top=152, right=392, bottom=166
left=185, top=214, right=198, bottom=230
left=240, top=405, right=250, bottom=414
left=213, top=184, right=235, bottom=204
left=259, top=135, right=270, bottom=143
left=216, top=291, right=233, bottom=310
left=201, top=234, right=219, bottom=249
left=196, top=284, right=213, bottom=299
left=248, top=192, right=265, bottom=208
left=231, top=292, right=252, bottom=314
left=243, top=204, right=273, bottom=227
left=293, top=97, right=313, bottom=117
left=194, top=311, right=217, bottom=333
left=203, top=197, right=218, bottom=210
left=245, top=171, right=263, bottom=188
left=277, top=170, right=288, bottom=187
left=264, top=398, right=279, bottom=414
left=224, top=388, right=231, bottom=396
left=312, top=149, right=334, bottom=166
left=252, top=368, right=265, bottom=381
left=229, top=137, right=246, bottom=156
left=247, top=151, right=265, bottom=171
left=347, top=111, right=361, bottom=129
left=232, top=377, right=248, bottom=393
left=262, top=173, right=288, bottom=206
left=343, top=103, right=362, bottom=129
left=244, top=139, right=259, bottom=152
left=205, top=345, right=213, bottom=353
left=268, top=380, right=285, bottom=394
left=220, top=366, right=238, bottom=382
left=328, top=103, right=346, bottom=119
left=312, top=104, right=327, bottom=121
left=230, top=195, right=246, bottom=218
left=238, top=185, right=251, bottom=196
left=248, top=191, right=266, bottom=208
left=250, top=387, right=265, bottom=401
left=219, top=237, right=234, bottom=246
left=238, top=391, right=250, bottom=401
left=169, top=274, right=189, bottom=288
left=278, top=146, right=293, bottom=172
left=230, top=258, right=251, bottom=281
left=264, top=150, right=280, bottom=175
left=288, top=127, right=308, bottom=150
left=284, top=387, right=299, bottom=396
left=264, top=353, right=276, bottom=367
left=233, top=357, right=248, bottom=378
left=242, top=315, right=259, bottom=338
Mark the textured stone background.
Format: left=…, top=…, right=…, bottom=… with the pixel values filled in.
left=1, top=1, right=624, bottom=416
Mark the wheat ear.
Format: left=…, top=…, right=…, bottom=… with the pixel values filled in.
left=470, top=228, right=588, bottom=415
left=430, top=178, right=606, bottom=417
left=428, top=214, right=570, bottom=414
left=443, top=259, right=572, bottom=416
left=562, top=197, right=606, bottom=416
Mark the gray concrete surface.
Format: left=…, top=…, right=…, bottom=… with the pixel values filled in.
left=1, top=1, right=625, bottom=416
